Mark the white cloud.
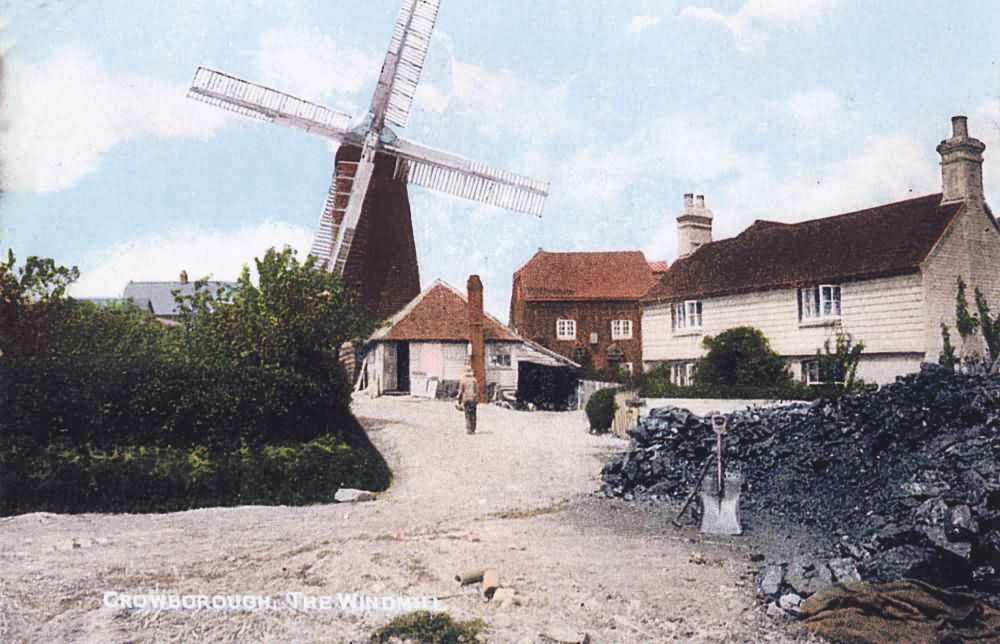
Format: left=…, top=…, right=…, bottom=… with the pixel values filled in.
left=71, top=220, right=314, bottom=297
left=970, top=99, right=1000, bottom=201
left=642, top=131, right=939, bottom=261
left=784, top=89, right=843, bottom=129
left=412, top=32, right=574, bottom=142
left=559, top=114, right=744, bottom=208
left=1, top=48, right=228, bottom=193
left=681, top=0, right=841, bottom=53
left=251, top=27, right=378, bottom=108
left=627, top=15, right=661, bottom=34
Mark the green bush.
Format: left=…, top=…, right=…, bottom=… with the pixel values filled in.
left=585, top=387, right=618, bottom=433
left=636, top=363, right=816, bottom=399
left=695, top=326, right=792, bottom=388
left=370, top=611, right=485, bottom=644
left=0, top=421, right=391, bottom=516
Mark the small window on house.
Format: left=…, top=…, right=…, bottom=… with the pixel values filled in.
left=571, top=346, right=590, bottom=365
left=671, top=361, right=696, bottom=386
left=802, top=360, right=821, bottom=385
left=489, top=347, right=512, bottom=368
left=800, top=285, right=841, bottom=320
left=611, top=319, right=633, bottom=340
left=556, top=318, right=576, bottom=340
left=672, top=300, right=703, bottom=330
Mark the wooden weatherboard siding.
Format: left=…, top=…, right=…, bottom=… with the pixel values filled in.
left=642, top=273, right=925, bottom=383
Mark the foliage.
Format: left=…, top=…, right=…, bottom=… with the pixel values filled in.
left=954, top=277, right=980, bottom=339
left=0, top=427, right=391, bottom=516
left=636, top=365, right=819, bottom=399
left=940, top=323, right=957, bottom=369
left=585, top=387, right=618, bottom=433
left=1, top=247, right=374, bottom=450
left=693, top=326, right=793, bottom=388
left=174, top=246, right=373, bottom=376
left=815, top=331, right=866, bottom=391
left=974, top=286, right=1000, bottom=359
left=369, top=611, right=485, bottom=644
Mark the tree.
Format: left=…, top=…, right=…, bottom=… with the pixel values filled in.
left=694, top=326, right=792, bottom=387
left=174, top=246, right=374, bottom=376
left=0, top=250, right=80, bottom=355
left=940, top=323, right=957, bottom=369
left=816, top=331, right=865, bottom=391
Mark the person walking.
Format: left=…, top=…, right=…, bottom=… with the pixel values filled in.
left=458, top=367, right=479, bottom=434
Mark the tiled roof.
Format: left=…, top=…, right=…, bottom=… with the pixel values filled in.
left=514, top=250, right=655, bottom=301
left=373, top=281, right=519, bottom=342
left=122, top=281, right=236, bottom=316
left=648, top=260, right=669, bottom=275
left=643, top=193, right=965, bottom=302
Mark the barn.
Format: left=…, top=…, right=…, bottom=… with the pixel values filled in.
left=356, top=278, right=578, bottom=404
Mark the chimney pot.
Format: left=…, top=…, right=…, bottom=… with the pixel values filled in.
left=695, top=195, right=706, bottom=209
left=952, top=115, right=969, bottom=139
left=683, top=193, right=694, bottom=209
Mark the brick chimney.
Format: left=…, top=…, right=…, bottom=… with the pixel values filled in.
left=937, top=115, right=986, bottom=205
left=467, top=275, right=487, bottom=403
left=677, top=193, right=713, bottom=258
left=179, top=270, right=188, bottom=284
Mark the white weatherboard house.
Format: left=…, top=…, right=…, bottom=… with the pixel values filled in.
left=358, top=280, right=577, bottom=398
left=641, top=116, right=1000, bottom=385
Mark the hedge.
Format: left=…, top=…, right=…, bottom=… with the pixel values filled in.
left=1, top=354, right=352, bottom=450
left=0, top=422, right=391, bottom=516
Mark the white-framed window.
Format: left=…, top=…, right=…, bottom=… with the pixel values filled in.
left=800, top=285, right=841, bottom=320
left=489, top=347, right=512, bottom=368
left=556, top=318, right=576, bottom=340
left=671, top=362, right=696, bottom=386
left=802, top=360, right=821, bottom=385
left=672, top=300, right=703, bottom=330
left=611, top=319, right=633, bottom=340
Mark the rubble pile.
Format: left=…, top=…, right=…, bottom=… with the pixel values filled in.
left=601, top=363, right=1000, bottom=597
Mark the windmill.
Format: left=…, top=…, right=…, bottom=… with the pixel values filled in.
left=188, top=0, right=550, bottom=319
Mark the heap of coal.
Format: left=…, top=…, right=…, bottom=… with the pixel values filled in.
left=601, top=363, right=1000, bottom=597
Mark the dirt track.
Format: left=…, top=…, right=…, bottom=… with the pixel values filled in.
left=0, top=396, right=817, bottom=643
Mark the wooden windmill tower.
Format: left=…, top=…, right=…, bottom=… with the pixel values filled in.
left=188, top=0, right=550, bottom=319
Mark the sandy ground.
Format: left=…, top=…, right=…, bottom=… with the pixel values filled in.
left=0, top=396, right=819, bottom=643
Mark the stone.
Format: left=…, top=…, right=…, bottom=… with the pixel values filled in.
left=334, top=488, right=376, bottom=503
left=778, top=593, right=802, bottom=612
left=785, top=558, right=833, bottom=596
left=765, top=602, right=790, bottom=621
left=827, top=558, right=861, bottom=583
left=756, top=563, right=784, bottom=598
left=946, top=504, right=979, bottom=541
left=492, top=587, right=517, bottom=606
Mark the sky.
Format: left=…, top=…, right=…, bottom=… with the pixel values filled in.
left=1, top=0, right=999, bottom=320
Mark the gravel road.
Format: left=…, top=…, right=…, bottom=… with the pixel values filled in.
left=0, top=396, right=818, bottom=643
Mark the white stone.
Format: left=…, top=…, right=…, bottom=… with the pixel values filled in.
left=335, top=488, right=376, bottom=503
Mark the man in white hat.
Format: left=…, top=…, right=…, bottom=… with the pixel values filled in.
left=457, top=366, right=479, bottom=434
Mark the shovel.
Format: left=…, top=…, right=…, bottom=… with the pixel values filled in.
left=700, top=415, right=742, bottom=535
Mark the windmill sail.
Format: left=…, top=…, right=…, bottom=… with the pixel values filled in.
left=388, top=138, right=549, bottom=216
left=372, top=0, right=441, bottom=129
left=188, top=67, right=352, bottom=140
left=329, top=154, right=376, bottom=274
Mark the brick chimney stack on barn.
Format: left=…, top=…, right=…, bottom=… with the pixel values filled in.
left=467, top=274, right=487, bottom=402
left=677, top=193, right=714, bottom=258
left=938, top=115, right=986, bottom=206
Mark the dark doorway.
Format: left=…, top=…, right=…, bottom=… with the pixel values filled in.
left=397, top=343, right=410, bottom=393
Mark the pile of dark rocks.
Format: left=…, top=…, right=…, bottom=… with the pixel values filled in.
left=601, top=363, right=1000, bottom=602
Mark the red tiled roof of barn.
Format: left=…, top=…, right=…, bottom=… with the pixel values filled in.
left=643, top=193, right=965, bottom=303
left=514, top=250, right=656, bottom=301
left=648, top=260, right=669, bottom=275
left=375, top=281, right=518, bottom=341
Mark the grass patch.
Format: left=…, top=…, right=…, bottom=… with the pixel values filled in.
left=370, top=611, right=485, bottom=644
left=0, top=416, right=391, bottom=516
